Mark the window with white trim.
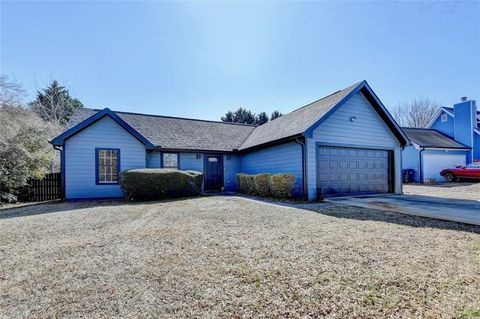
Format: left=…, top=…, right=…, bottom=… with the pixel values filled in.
left=162, top=153, right=178, bottom=169
left=96, top=149, right=120, bottom=184
left=441, top=114, right=448, bottom=122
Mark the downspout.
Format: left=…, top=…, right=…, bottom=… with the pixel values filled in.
left=53, top=145, right=65, bottom=199
left=418, top=148, right=425, bottom=183
left=295, top=137, right=308, bottom=201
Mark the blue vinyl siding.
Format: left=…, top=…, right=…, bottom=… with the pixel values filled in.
left=431, top=112, right=454, bottom=137
left=241, top=142, right=303, bottom=197
left=402, top=146, right=420, bottom=182
left=454, top=101, right=476, bottom=163
left=64, top=116, right=146, bottom=199
left=224, top=154, right=241, bottom=191
left=306, top=92, right=402, bottom=200
left=474, top=133, right=480, bottom=161
left=178, top=153, right=240, bottom=191
left=179, top=153, right=204, bottom=171
left=146, top=151, right=161, bottom=168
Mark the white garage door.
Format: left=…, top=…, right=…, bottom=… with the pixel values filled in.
left=422, top=153, right=466, bottom=182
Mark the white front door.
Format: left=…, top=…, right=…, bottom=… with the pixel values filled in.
left=422, top=153, right=466, bottom=182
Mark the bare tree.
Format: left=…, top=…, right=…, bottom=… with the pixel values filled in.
left=0, top=76, right=62, bottom=202
left=30, top=80, right=83, bottom=126
left=391, top=98, right=440, bottom=128
left=0, top=75, right=25, bottom=107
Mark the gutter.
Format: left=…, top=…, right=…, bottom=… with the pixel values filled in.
left=295, top=136, right=308, bottom=201
left=238, top=134, right=303, bottom=153
left=53, top=145, right=65, bottom=199
left=419, top=148, right=425, bottom=183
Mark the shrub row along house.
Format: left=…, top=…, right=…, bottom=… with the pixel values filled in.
left=50, top=81, right=408, bottom=200
left=402, top=99, right=479, bottom=182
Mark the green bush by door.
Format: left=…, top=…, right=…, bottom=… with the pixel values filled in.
left=236, top=173, right=297, bottom=199
left=121, top=169, right=203, bottom=200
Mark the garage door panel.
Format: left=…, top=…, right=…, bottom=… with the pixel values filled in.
left=422, top=153, right=466, bottom=182
left=317, top=146, right=391, bottom=197
left=318, top=160, right=329, bottom=169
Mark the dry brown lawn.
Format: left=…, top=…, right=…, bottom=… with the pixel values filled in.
left=404, top=182, right=480, bottom=201
left=0, top=196, right=479, bottom=318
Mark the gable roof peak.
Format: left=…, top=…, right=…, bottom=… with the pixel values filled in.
left=239, top=80, right=407, bottom=150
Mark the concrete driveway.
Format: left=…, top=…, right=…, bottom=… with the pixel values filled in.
left=326, top=194, right=480, bottom=226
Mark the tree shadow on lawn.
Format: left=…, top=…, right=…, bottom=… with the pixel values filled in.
left=306, top=204, right=480, bottom=234
left=0, top=197, right=202, bottom=221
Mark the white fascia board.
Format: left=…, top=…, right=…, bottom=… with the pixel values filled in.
left=422, top=148, right=470, bottom=151
left=426, top=107, right=453, bottom=128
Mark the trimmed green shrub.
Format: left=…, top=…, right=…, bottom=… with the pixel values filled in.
left=236, top=174, right=246, bottom=193
left=120, top=169, right=203, bottom=200
left=254, top=173, right=272, bottom=197
left=236, top=173, right=255, bottom=194
left=270, top=174, right=297, bottom=199
left=237, top=172, right=297, bottom=199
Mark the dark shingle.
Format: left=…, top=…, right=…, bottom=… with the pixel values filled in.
left=402, top=128, right=470, bottom=149
left=66, top=81, right=393, bottom=152
left=238, top=82, right=362, bottom=150
left=67, top=108, right=256, bottom=152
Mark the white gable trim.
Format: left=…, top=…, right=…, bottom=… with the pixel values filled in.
left=427, top=107, right=454, bottom=128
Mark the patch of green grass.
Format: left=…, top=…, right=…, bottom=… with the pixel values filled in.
left=458, top=309, right=480, bottom=318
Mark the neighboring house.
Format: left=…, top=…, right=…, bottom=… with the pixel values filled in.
left=402, top=99, right=479, bottom=182
left=51, top=80, right=408, bottom=200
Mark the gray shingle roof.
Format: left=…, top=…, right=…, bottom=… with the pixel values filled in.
left=402, top=128, right=470, bottom=149
left=65, top=81, right=404, bottom=152
left=238, top=82, right=362, bottom=150
left=67, top=108, right=256, bottom=152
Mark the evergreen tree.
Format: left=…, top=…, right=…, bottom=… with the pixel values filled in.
left=270, top=110, right=283, bottom=121
left=255, top=112, right=269, bottom=125
left=221, top=107, right=256, bottom=124
left=30, top=80, right=83, bottom=126
left=234, top=107, right=256, bottom=124
left=221, top=110, right=234, bottom=122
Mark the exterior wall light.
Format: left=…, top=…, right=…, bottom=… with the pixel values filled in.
left=350, top=116, right=357, bottom=122
left=226, top=155, right=231, bottom=160
left=196, top=154, right=201, bottom=159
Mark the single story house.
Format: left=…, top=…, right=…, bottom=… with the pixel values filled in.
left=51, top=80, right=408, bottom=201
left=402, top=99, right=479, bottom=182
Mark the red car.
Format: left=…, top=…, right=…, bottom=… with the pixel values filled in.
left=440, top=162, right=480, bottom=181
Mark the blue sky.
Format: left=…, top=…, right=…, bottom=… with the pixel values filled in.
left=1, top=1, right=479, bottom=120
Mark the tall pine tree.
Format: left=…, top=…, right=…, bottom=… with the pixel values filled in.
left=255, top=112, right=269, bottom=125
left=270, top=110, right=283, bottom=121
left=30, top=80, right=83, bottom=126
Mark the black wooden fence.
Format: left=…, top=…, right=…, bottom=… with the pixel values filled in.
left=24, top=172, right=62, bottom=202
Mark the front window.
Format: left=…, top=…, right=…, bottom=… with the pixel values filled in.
left=162, top=153, right=178, bottom=169
left=96, top=148, right=120, bottom=184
